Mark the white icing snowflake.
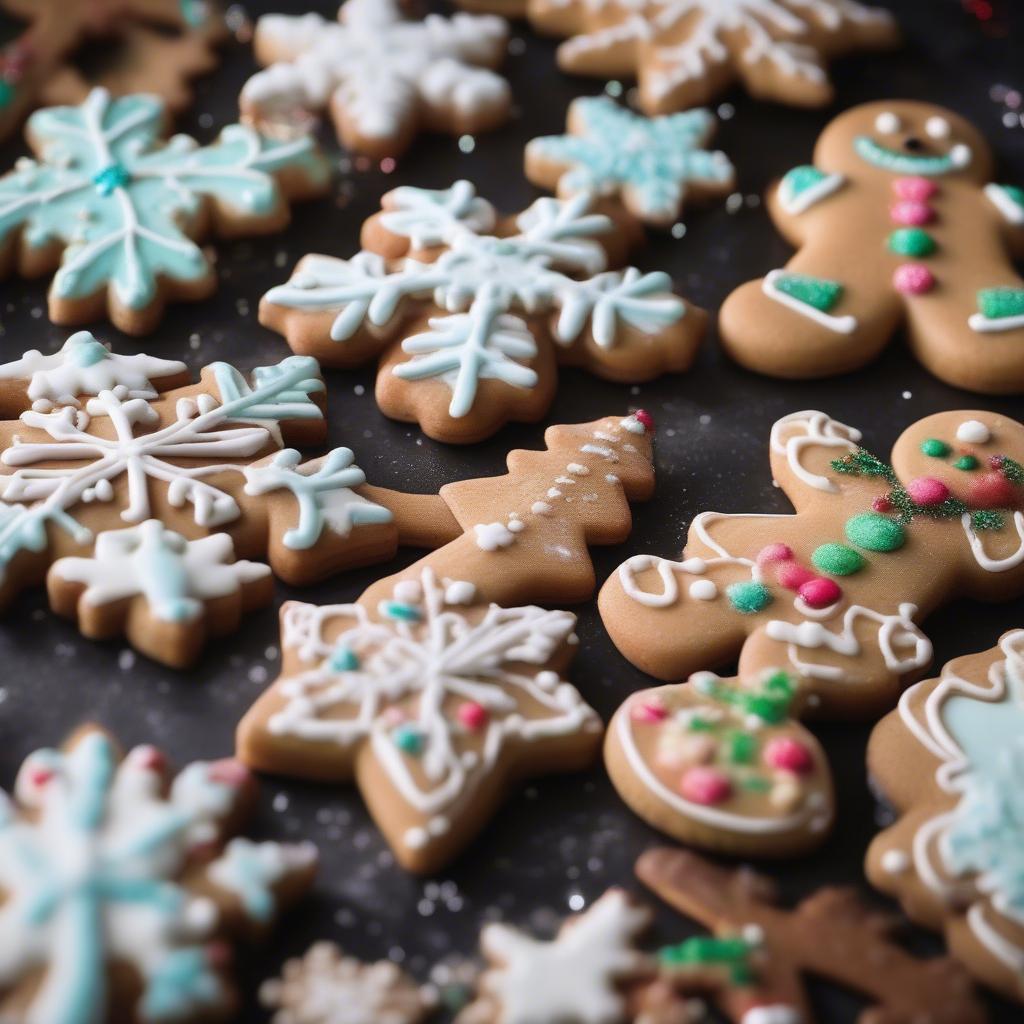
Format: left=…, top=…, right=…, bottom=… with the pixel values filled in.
left=0, top=730, right=316, bottom=1022
left=269, top=568, right=600, bottom=850
left=263, top=181, right=684, bottom=418
left=240, top=0, right=510, bottom=154
left=50, top=519, right=271, bottom=622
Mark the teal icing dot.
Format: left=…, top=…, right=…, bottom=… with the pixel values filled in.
left=92, top=163, right=130, bottom=196
left=329, top=646, right=360, bottom=672
left=920, top=438, right=950, bottom=458
left=954, top=455, right=979, bottom=471
left=392, top=725, right=423, bottom=756
left=845, top=512, right=905, bottom=552
left=811, top=543, right=865, bottom=576
left=726, top=581, right=772, bottom=614
left=381, top=601, right=422, bottom=622
left=887, top=227, right=936, bottom=257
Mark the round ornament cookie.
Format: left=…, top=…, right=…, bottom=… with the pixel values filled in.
left=867, top=630, right=1024, bottom=1003
left=721, top=100, right=1024, bottom=393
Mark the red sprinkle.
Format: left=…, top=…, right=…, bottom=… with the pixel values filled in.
left=634, top=409, right=654, bottom=432
left=764, top=737, right=814, bottom=775
left=906, top=476, right=950, bottom=506
left=799, top=577, right=842, bottom=609
left=457, top=701, right=489, bottom=730
left=680, top=766, right=732, bottom=805
left=27, top=767, right=54, bottom=788
left=756, top=543, right=793, bottom=566
left=631, top=697, right=667, bottom=724
left=872, top=495, right=892, bottom=512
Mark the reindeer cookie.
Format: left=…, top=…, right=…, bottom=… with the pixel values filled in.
left=721, top=101, right=1024, bottom=393
left=601, top=409, right=1024, bottom=721
left=867, top=631, right=1024, bottom=1004
left=238, top=413, right=656, bottom=872
left=260, top=181, right=704, bottom=443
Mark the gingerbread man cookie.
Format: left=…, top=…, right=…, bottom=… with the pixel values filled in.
left=458, top=0, right=897, bottom=113
left=260, top=181, right=704, bottom=443
left=238, top=413, right=656, bottom=872
left=0, top=726, right=318, bottom=1024
left=0, top=333, right=401, bottom=667
left=0, top=88, right=329, bottom=335
left=601, top=408, right=1024, bottom=720
left=633, top=847, right=985, bottom=1024
left=867, top=630, right=1024, bottom=1004
left=240, top=0, right=511, bottom=159
left=721, top=100, right=1024, bottom=393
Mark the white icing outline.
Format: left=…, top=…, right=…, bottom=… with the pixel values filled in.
left=762, top=269, right=858, bottom=334
left=769, top=410, right=861, bottom=494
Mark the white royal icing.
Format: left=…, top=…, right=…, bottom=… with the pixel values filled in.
left=769, top=410, right=861, bottom=493
left=956, top=419, right=991, bottom=444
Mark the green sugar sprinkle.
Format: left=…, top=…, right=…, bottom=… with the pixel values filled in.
left=845, top=512, right=905, bottom=552
left=971, top=509, right=1005, bottom=531
left=811, top=543, right=865, bottom=576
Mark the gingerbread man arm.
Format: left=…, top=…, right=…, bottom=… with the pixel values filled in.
left=984, top=181, right=1024, bottom=251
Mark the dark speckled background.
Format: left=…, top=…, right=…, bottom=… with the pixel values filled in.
left=0, top=1, right=1022, bottom=1020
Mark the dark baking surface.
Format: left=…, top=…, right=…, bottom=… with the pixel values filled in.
left=0, top=0, right=1022, bottom=1019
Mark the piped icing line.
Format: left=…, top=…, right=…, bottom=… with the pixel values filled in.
left=779, top=169, right=846, bottom=215
left=769, top=410, right=861, bottom=494
left=984, top=183, right=1024, bottom=225
left=961, top=510, right=1024, bottom=571
left=763, top=270, right=858, bottom=334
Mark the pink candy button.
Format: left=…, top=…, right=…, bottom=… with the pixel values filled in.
left=890, top=200, right=934, bottom=226
left=798, top=577, right=842, bottom=609
left=907, top=476, right=950, bottom=506
left=892, top=176, right=938, bottom=202
left=893, top=263, right=935, bottom=295
left=764, top=737, right=814, bottom=775
left=680, top=766, right=732, bottom=805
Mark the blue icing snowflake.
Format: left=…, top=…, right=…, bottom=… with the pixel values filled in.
left=527, top=96, right=734, bottom=227
left=0, top=88, right=328, bottom=332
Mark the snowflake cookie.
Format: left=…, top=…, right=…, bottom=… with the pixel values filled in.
left=601, top=409, right=1024, bottom=721
left=0, top=727, right=318, bottom=1024
left=526, top=96, right=734, bottom=228
left=0, top=0, right=227, bottom=142
left=456, top=889, right=653, bottom=1024
left=0, top=332, right=400, bottom=667
left=457, top=0, right=898, bottom=113
left=260, top=942, right=438, bottom=1024
left=867, top=631, right=1024, bottom=1004
left=633, top=847, right=984, bottom=1024
left=239, top=0, right=511, bottom=159
left=261, top=180, right=704, bottom=443
left=0, top=87, right=329, bottom=335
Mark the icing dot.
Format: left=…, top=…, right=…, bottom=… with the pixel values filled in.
left=777, top=563, right=814, bottom=591
left=329, top=646, right=360, bottom=672
left=92, top=162, right=131, bottom=196
left=631, top=697, right=667, bottom=723
left=811, top=543, right=865, bottom=576
left=881, top=849, right=910, bottom=874
left=906, top=476, right=950, bottom=506
left=688, top=579, right=718, bottom=601
left=925, top=116, right=951, bottom=139
left=953, top=455, right=978, bottom=471
left=919, top=438, right=950, bottom=458
left=457, top=702, right=488, bottom=731
left=890, top=200, right=933, bottom=226
left=874, top=111, right=901, bottom=134
left=756, top=543, right=793, bottom=566
left=956, top=419, right=990, bottom=444
left=634, top=409, right=654, bottom=432
left=679, top=766, right=732, bottom=805
left=872, top=495, right=892, bottom=513
left=887, top=227, right=936, bottom=257
left=392, top=725, right=424, bottom=756
left=969, top=471, right=1017, bottom=509
left=566, top=463, right=590, bottom=476
left=845, top=512, right=905, bottom=552
left=531, top=501, right=552, bottom=515
left=444, top=581, right=476, bottom=605
left=798, top=577, right=842, bottom=609
left=892, top=176, right=938, bottom=201
left=393, top=580, right=422, bottom=603
left=726, top=581, right=772, bottom=614
left=893, top=263, right=934, bottom=295
left=763, top=737, right=814, bottom=775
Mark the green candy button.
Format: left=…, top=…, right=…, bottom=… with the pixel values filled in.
left=920, top=438, right=950, bottom=458
left=954, top=455, right=979, bottom=471
left=845, top=512, right=905, bottom=552
left=811, top=543, right=865, bottom=576
left=888, top=227, right=936, bottom=258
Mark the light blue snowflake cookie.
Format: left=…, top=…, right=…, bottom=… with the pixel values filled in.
left=526, top=95, right=734, bottom=227
left=0, top=88, right=329, bottom=334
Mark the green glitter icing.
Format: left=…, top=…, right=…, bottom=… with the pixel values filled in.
left=978, top=287, right=1024, bottom=321
left=845, top=512, right=905, bottom=552
left=1001, top=457, right=1024, bottom=485
left=811, top=543, right=865, bottom=576
left=782, top=165, right=826, bottom=200
left=972, top=509, right=1005, bottom=531
left=658, top=936, right=755, bottom=985
left=727, top=731, right=757, bottom=765
left=699, top=671, right=796, bottom=726
left=727, top=580, right=772, bottom=614
left=773, top=273, right=843, bottom=313
left=954, top=455, right=979, bottom=471
left=887, top=227, right=936, bottom=257
left=920, top=438, right=950, bottom=458
left=832, top=449, right=896, bottom=484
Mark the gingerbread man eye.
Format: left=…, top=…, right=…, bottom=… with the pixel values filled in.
left=956, top=419, right=991, bottom=444
left=875, top=111, right=902, bottom=134
left=926, top=116, right=951, bottom=140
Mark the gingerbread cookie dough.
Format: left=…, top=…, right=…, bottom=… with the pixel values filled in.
left=240, top=0, right=511, bottom=159
left=605, top=670, right=833, bottom=856
left=0, top=87, right=329, bottom=335
left=721, top=100, right=1024, bottom=393
left=458, top=0, right=898, bottom=113
left=0, top=726, right=318, bottom=1023
left=867, top=630, right=1024, bottom=1003
left=525, top=96, right=734, bottom=228
left=634, top=847, right=984, bottom=1024
left=0, top=334, right=400, bottom=667
left=0, top=0, right=226, bottom=142
left=601, top=409, right=1024, bottom=720
left=261, top=180, right=703, bottom=442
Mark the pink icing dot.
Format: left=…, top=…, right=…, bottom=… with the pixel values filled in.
left=777, top=563, right=815, bottom=590
left=631, top=697, right=667, bottom=723
left=798, top=577, right=842, bottom=609
left=892, top=176, right=938, bottom=202
left=457, top=701, right=489, bottom=730
left=680, top=766, right=732, bottom=805
left=27, top=767, right=54, bottom=788
left=756, top=543, right=793, bottom=566
left=890, top=200, right=934, bottom=226
left=764, top=737, right=814, bottom=775
left=634, top=409, right=654, bottom=432
left=907, top=476, right=951, bottom=506
left=893, top=263, right=935, bottom=295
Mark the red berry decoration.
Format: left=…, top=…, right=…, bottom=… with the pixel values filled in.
left=969, top=471, right=1017, bottom=509
left=906, top=476, right=950, bottom=506
left=764, top=737, right=814, bottom=775
left=457, top=701, right=489, bottom=730
left=798, top=578, right=842, bottom=609
left=680, top=766, right=732, bottom=805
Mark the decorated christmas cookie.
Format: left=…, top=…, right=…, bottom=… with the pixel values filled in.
left=261, top=942, right=438, bottom=1024
left=238, top=414, right=656, bottom=871
left=457, top=0, right=897, bottom=113
left=240, top=0, right=511, bottom=159
left=721, top=100, right=1024, bottom=393
left=605, top=670, right=834, bottom=856
left=0, top=88, right=329, bottom=335
left=0, top=727, right=318, bottom=1023
left=634, top=847, right=984, bottom=1024
left=456, top=889, right=653, bottom=1024
left=260, top=181, right=704, bottom=443
left=0, top=0, right=226, bottom=142
left=0, top=335, right=401, bottom=667
left=601, top=408, right=1024, bottom=720
left=525, top=96, right=735, bottom=228
left=867, top=630, right=1024, bottom=1003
